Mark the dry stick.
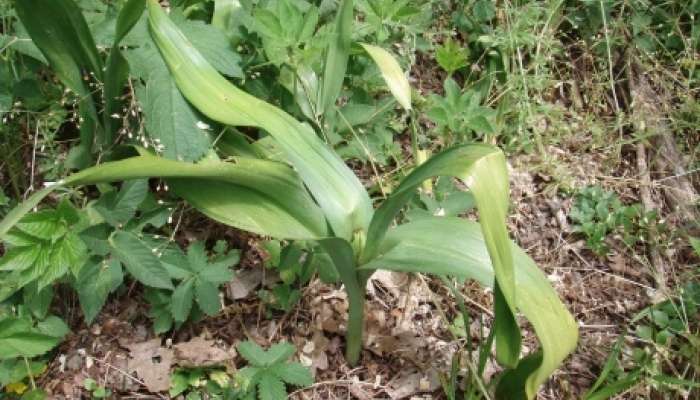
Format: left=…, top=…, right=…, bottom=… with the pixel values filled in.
left=628, top=61, right=699, bottom=223
left=635, top=140, right=667, bottom=293
left=627, top=59, right=698, bottom=293
left=628, top=62, right=667, bottom=290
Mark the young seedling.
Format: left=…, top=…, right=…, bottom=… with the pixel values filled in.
left=233, top=341, right=313, bottom=400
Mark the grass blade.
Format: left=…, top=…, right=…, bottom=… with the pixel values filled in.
left=318, top=0, right=354, bottom=117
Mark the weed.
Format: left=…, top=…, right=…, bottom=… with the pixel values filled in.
left=231, top=341, right=313, bottom=400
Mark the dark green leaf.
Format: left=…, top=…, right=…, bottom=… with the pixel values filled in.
left=110, top=230, right=173, bottom=289
left=171, top=278, right=195, bottom=322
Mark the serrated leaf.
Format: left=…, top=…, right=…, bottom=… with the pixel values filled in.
left=171, top=278, right=195, bottom=322
left=186, top=241, right=209, bottom=273
left=199, top=264, right=234, bottom=284
left=0, top=318, right=64, bottom=359
left=258, top=373, right=287, bottom=400
left=0, top=246, right=41, bottom=272
left=94, top=179, right=149, bottom=227
left=264, top=342, right=296, bottom=366
left=237, top=342, right=270, bottom=367
left=76, top=258, right=123, bottom=324
left=175, top=18, right=243, bottom=78
left=269, top=362, right=313, bottom=387
left=194, top=279, right=220, bottom=316
left=109, top=231, right=173, bottom=290
left=15, top=211, right=63, bottom=241
left=435, top=38, right=468, bottom=74
left=140, top=70, right=212, bottom=162
left=235, top=366, right=262, bottom=392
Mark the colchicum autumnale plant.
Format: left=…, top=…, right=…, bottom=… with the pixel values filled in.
left=0, top=0, right=577, bottom=398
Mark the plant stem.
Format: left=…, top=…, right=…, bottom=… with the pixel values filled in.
left=23, top=356, right=36, bottom=390
left=345, top=285, right=366, bottom=365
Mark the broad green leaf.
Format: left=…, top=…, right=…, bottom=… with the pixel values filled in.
left=171, top=278, right=195, bottom=322
left=199, top=264, right=235, bottom=284
left=94, top=179, right=149, bottom=226
left=141, top=70, right=213, bottom=162
left=237, top=341, right=271, bottom=367
left=38, top=231, right=87, bottom=289
left=360, top=43, right=411, bottom=110
left=194, top=279, right=220, bottom=316
left=109, top=230, right=173, bottom=290
left=15, top=0, right=102, bottom=95
left=24, top=284, right=54, bottom=319
left=0, top=318, right=64, bottom=359
left=263, top=342, right=296, bottom=365
left=212, top=0, right=242, bottom=33
left=147, top=0, right=371, bottom=239
left=435, top=38, right=469, bottom=75
left=269, top=362, right=313, bottom=387
left=0, top=246, right=40, bottom=272
left=104, top=0, right=146, bottom=144
left=360, top=217, right=578, bottom=399
left=124, top=29, right=213, bottom=162
left=16, top=0, right=103, bottom=157
left=0, top=25, right=47, bottom=64
left=258, top=373, right=286, bottom=400
left=76, top=258, right=123, bottom=324
left=318, top=0, right=353, bottom=116
left=35, top=315, right=70, bottom=338
left=362, top=144, right=520, bottom=366
left=175, top=18, right=243, bottom=78
left=0, top=152, right=329, bottom=241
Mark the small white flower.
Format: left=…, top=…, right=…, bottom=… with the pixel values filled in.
left=196, top=121, right=211, bottom=130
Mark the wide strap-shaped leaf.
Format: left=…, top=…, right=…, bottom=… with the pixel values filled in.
left=15, top=0, right=102, bottom=95
left=359, top=217, right=578, bottom=399
left=360, top=44, right=411, bottom=111
left=0, top=153, right=327, bottom=241
left=104, top=0, right=147, bottom=144
left=318, top=0, right=354, bottom=117
left=147, top=0, right=372, bottom=240
left=16, top=0, right=104, bottom=160
left=362, top=144, right=520, bottom=366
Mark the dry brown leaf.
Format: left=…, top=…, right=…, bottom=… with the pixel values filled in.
left=126, top=339, right=173, bottom=393
left=227, top=267, right=264, bottom=300
left=386, top=369, right=440, bottom=400
left=173, top=336, right=235, bottom=368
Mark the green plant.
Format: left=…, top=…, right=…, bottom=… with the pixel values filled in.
left=427, top=78, right=496, bottom=143
left=584, top=280, right=700, bottom=399
left=436, top=38, right=469, bottom=76
left=83, top=378, right=111, bottom=398
left=257, top=240, right=338, bottom=312
left=569, top=185, right=662, bottom=256
left=232, top=341, right=313, bottom=400
left=569, top=186, right=625, bottom=255
left=169, top=241, right=239, bottom=323
left=0, top=199, right=86, bottom=301
left=0, top=312, right=69, bottom=396
left=0, top=1, right=579, bottom=398
left=170, top=367, right=232, bottom=399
